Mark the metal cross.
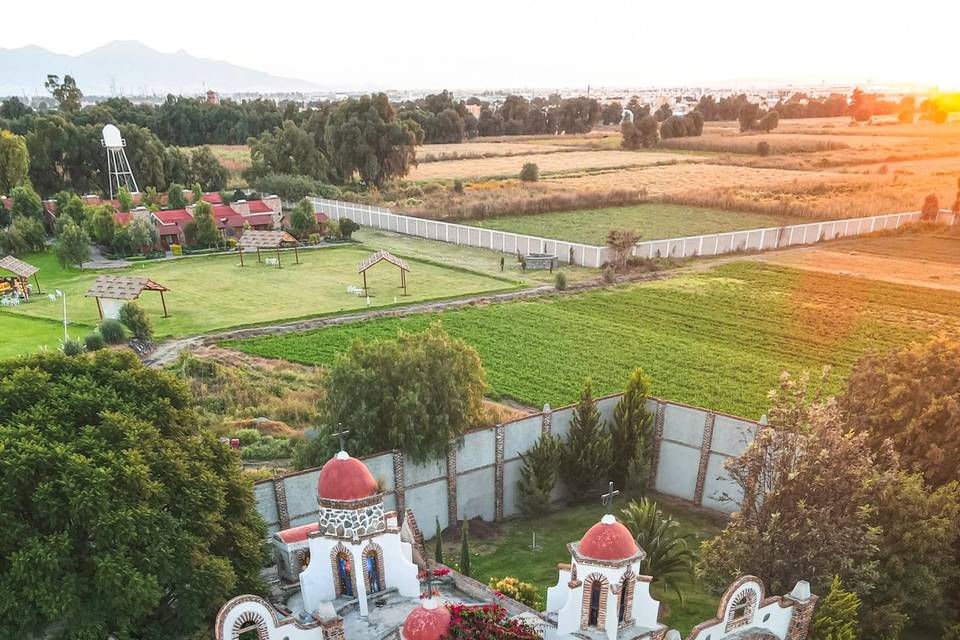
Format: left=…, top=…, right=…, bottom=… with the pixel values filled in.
left=332, top=426, right=350, bottom=452
left=601, top=482, right=620, bottom=514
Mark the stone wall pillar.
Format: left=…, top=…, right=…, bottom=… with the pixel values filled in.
left=648, top=401, right=666, bottom=490
left=273, top=477, right=290, bottom=531
left=392, top=450, right=406, bottom=523
left=541, top=403, right=552, bottom=436
left=693, top=412, right=716, bottom=506
left=321, top=617, right=346, bottom=640
left=494, top=423, right=505, bottom=521
left=446, top=443, right=458, bottom=526
left=786, top=593, right=819, bottom=640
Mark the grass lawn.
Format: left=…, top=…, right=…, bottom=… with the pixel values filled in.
left=226, top=261, right=960, bottom=418
left=434, top=494, right=723, bottom=634
left=463, top=203, right=808, bottom=245
left=1, top=246, right=516, bottom=357
left=0, top=313, right=95, bottom=359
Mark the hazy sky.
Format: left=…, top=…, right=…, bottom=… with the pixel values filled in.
left=6, top=0, right=959, bottom=90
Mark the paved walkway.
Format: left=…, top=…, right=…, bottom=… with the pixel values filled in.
left=81, top=245, right=131, bottom=269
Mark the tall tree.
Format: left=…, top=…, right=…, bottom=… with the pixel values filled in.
left=0, top=350, right=266, bottom=639
left=54, top=219, right=91, bottom=267
left=0, top=130, right=29, bottom=195
left=246, top=120, right=329, bottom=182
left=459, top=519, right=471, bottom=577
left=516, top=433, right=562, bottom=516
left=559, top=379, right=610, bottom=501
left=191, top=200, right=219, bottom=248
left=44, top=74, right=83, bottom=113
left=189, top=146, right=229, bottom=191
left=608, top=368, right=654, bottom=490
left=9, top=185, right=44, bottom=221
left=86, top=204, right=117, bottom=246
left=288, top=198, right=317, bottom=239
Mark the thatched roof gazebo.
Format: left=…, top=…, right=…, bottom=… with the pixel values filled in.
left=238, top=230, right=299, bottom=269
left=0, top=255, right=41, bottom=298
left=85, top=275, right=170, bottom=319
left=357, top=249, right=410, bottom=296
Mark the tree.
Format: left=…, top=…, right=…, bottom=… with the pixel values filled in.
left=324, top=94, right=417, bottom=187
left=190, top=146, right=229, bottom=191
left=59, top=193, right=85, bottom=225
left=86, top=204, right=117, bottom=246
left=118, top=301, right=154, bottom=342
left=191, top=200, right=219, bottom=248
left=660, top=116, right=687, bottom=139
left=434, top=108, right=465, bottom=144
left=684, top=111, right=705, bottom=135
left=459, top=518, right=471, bottom=577
left=167, top=183, right=188, bottom=209
left=55, top=219, right=91, bottom=267
left=0, top=130, right=29, bottom=195
left=516, top=433, right=562, bottom=516
left=117, top=186, right=134, bottom=212
left=322, top=323, right=486, bottom=462
left=620, top=120, right=642, bottom=150
left=654, top=103, right=673, bottom=122
left=841, top=337, right=960, bottom=487
left=606, top=228, right=641, bottom=271
left=288, top=198, right=317, bottom=239
left=738, top=103, right=761, bottom=132
left=636, top=115, right=659, bottom=148
left=519, top=162, right=539, bottom=182
left=250, top=173, right=323, bottom=202
left=10, top=185, right=44, bottom=221
left=44, top=74, right=83, bottom=113
left=127, top=216, right=159, bottom=254
left=435, top=518, right=444, bottom=564
left=602, top=101, right=624, bottom=125
left=337, top=217, right=359, bottom=240
left=0, top=350, right=266, bottom=639
left=559, top=379, right=610, bottom=501
left=608, top=368, right=654, bottom=490
left=620, top=498, right=696, bottom=600
left=921, top=194, right=940, bottom=221
left=0, top=216, right=45, bottom=256
left=810, top=576, right=860, bottom=640
left=758, top=111, right=780, bottom=132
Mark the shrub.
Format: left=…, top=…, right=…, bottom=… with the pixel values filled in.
left=602, top=266, right=617, bottom=284
left=921, top=194, right=939, bottom=220
left=757, top=141, right=771, bottom=157
left=453, top=179, right=465, bottom=194
left=98, top=319, right=126, bottom=344
left=489, top=576, right=543, bottom=609
left=308, top=233, right=321, bottom=245
left=83, top=333, right=105, bottom=352
left=459, top=519, right=471, bottom=577
left=519, top=163, right=539, bottom=182
left=338, top=217, right=360, bottom=240
left=810, top=576, right=860, bottom=640
left=554, top=271, right=567, bottom=291
left=620, top=498, right=696, bottom=600
left=62, top=339, right=84, bottom=356
left=170, top=244, right=182, bottom=256
left=118, top=302, right=154, bottom=342
left=516, top=433, right=562, bottom=516
left=446, top=602, right=539, bottom=639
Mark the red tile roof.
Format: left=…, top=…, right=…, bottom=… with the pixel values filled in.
left=247, top=200, right=274, bottom=214
left=244, top=213, right=275, bottom=227
left=275, top=522, right=320, bottom=544
left=201, top=192, right=224, bottom=204
left=153, top=208, right=193, bottom=225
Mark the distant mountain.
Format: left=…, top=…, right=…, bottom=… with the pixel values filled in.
left=0, top=40, right=322, bottom=96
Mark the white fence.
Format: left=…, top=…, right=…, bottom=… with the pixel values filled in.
left=314, top=197, right=957, bottom=268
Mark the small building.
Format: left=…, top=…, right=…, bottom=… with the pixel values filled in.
left=0, top=255, right=40, bottom=299
left=84, top=275, right=170, bottom=320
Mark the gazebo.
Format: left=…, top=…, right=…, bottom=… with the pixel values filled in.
left=238, top=230, right=299, bottom=269
left=357, top=249, right=410, bottom=296
left=85, top=275, right=170, bottom=319
left=0, top=255, right=41, bottom=299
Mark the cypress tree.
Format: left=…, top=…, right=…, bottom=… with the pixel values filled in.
left=559, top=379, right=611, bottom=501
left=810, top=576, right=860, bottom=640
left=459, top=519, right=471, bottom=577
left=434, top=518, right=443, bottom=564
left=517, top=433, right=561, bottom=516
left=608, top=368, right=654, bottom=491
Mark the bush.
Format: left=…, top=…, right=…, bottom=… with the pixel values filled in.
left=98, top=319, right=126, bottom=344
left=338, top=217, right=360, bottom=240
left=170, top=244, right=182, bottom=256
left=62, top=339, right=84, bottom=356
left=921, top=194, right=940, bottom=220
left=757, top=141, right=771, bottom=157
left=519, top=163, right=539, bottom=182
left=453, top=179, right=465, bottom=194
left=308, top=233, right=321, bottom=245
left=489, top=576, right=543, bottom=609
left=250, top=173, right=318, bottom=202
left=554, top=271, right=567, bottom=291
left=602, top=266, right=617, bottom=284
left=83, top=333, right=105, bottom=352
left=118, top=302, right=154, bottom=342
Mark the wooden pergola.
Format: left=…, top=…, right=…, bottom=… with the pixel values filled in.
left=0, top=255, right=41, bottom=298
left=357, top=249, right=410, bottom=296
left=238, top=230, right=299, bottom=269
left=84, top=275, right=170, bottom=319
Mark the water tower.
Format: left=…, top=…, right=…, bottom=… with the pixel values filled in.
left=101, top=124, right=139, bottom=199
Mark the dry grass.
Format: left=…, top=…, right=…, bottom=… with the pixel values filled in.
left=417, top=141, right=573, bottom=163
left=660, top=132, right=850, bottom=155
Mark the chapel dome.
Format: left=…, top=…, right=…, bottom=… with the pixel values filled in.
left=578, top=514, right=640, bottom=561
left=317, top=451, right=378, bottom=501
left=402, top=599, right=451, bottom=640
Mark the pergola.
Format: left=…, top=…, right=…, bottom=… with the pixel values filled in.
left=85, top=275, right=170, bottom=319
left=238, top=230, right=299, bottom=269
left=357, top=249, right=410, bottom=296
left=0, top=255, right=41, bottom=298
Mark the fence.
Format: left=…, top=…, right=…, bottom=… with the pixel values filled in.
left=254, top=395, right=761, bottom=538
left=314, top=197, right=957, bottom=268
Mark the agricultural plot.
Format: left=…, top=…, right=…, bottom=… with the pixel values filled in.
left=463, top=203, right=807, bottom=245
left=225, top=261, right=960, bottom=418
left=1, top=247, right=516, bottom=357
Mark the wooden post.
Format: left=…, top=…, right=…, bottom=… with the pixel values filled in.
left=294, top=244, right=300, bottom=265
left=159, top=290, right=169, bottom=318
left=363, top=270, right=368, bottom=295
left=276, top=246, right=282, bottom=269
left=239, top=246, right=244, bottom=267
left=256, top=247, right=261, bottom=263
left=95, top=297, right=103, bottom=320
left=401, top=269, right=407, bottom=295
left=33, top=274, right=41, bottom=294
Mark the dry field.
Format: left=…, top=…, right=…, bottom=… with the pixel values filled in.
left=758, top=232, right=960, bottom=292
left=417, top=141, right=573, bottom=162
left=406, top=149, right=704, bottom=181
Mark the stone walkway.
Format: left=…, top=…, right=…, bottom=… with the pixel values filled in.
left=80, top=245, right=131, bottom=269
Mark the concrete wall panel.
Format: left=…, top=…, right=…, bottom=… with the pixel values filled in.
left=460, top=429, right=495, bottom=472
left=662, top=404, right=708, bottom=448
left=654, top=441, right=699, bottom=501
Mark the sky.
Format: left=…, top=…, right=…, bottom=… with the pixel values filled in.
left=5, top=0, right=959, bottom=90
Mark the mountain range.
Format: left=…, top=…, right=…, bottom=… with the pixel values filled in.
left=0, top=40, right=321, bottom=96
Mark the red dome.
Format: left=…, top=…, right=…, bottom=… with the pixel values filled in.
left=317, top=452, right=378, bottom=501
left=402, top=601, right=451, bottom=640
left=578, top=515, right=639, bottom=561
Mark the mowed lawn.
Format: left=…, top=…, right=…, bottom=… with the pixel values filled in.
left=437, top=494, right=722, bottom=634
left=463, top=203, right=807, bottom=245
left=0, top=313, right=95, bottom=359
left=1, top=246, right=515, bottom=356
left=226, top=262, right=960, bottom=418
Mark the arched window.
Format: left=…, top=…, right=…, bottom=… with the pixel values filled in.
left=725, top=589, right=757, bottom=632
left=232, top=611, right=269, bottom=640
left=580, top=574, right=609, bottom=630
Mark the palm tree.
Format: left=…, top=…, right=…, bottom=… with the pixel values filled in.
left=619, top=498, right=697, bottom=601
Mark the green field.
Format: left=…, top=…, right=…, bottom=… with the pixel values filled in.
left=1, top=246, right=516, bottom=357
left=464, top=203, right=807, bottom=246
left=226, top=262, right=960, bottom=418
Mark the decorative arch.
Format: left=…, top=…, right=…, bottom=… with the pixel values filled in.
left=214, top=594, right=321, bottom=640
left=361, top=540, right=386, bottom=594
left=618, top=567, right=636, bottom=625
left=296, top=548, right=311, bottom=573
left=329, top=543, right=358, bottom=598
left=724, top=582, right=761, bottom=632
left=580, top=573, right=610, bottom=630
left=233, top=610, right=270, bottom=640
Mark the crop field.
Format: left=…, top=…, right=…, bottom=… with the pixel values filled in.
left=225, top=261, right=960, bottom=418
left=464, top=203, right=808, bottom=245
left=1, top=247, right=516, bottom=357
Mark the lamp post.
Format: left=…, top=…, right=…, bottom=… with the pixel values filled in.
left=48, top=289, right=68, bottom=342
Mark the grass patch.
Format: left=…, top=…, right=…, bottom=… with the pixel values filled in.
left=463, top=203, right=808, bottom=245
left=226, top=262, right=960, bottom=417
left=0, top=312, right=94, bottom=359
left=434, top=494, right=722, bottom=634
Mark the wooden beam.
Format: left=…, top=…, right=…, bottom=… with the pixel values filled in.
left=239, top=246, right=244, bottom=267
left=95, top=297, right=103, bottom=320
left=276, top=246, right=282, bottom=269
left=33, top=273, right=41, bottom=294
left=294, top=244, right=300, bottom=264
left=256, top=247, right=261, bottom=263
left=159, top=290, right=169, bottom=318
left=363, top=270, right=368, bottom=296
